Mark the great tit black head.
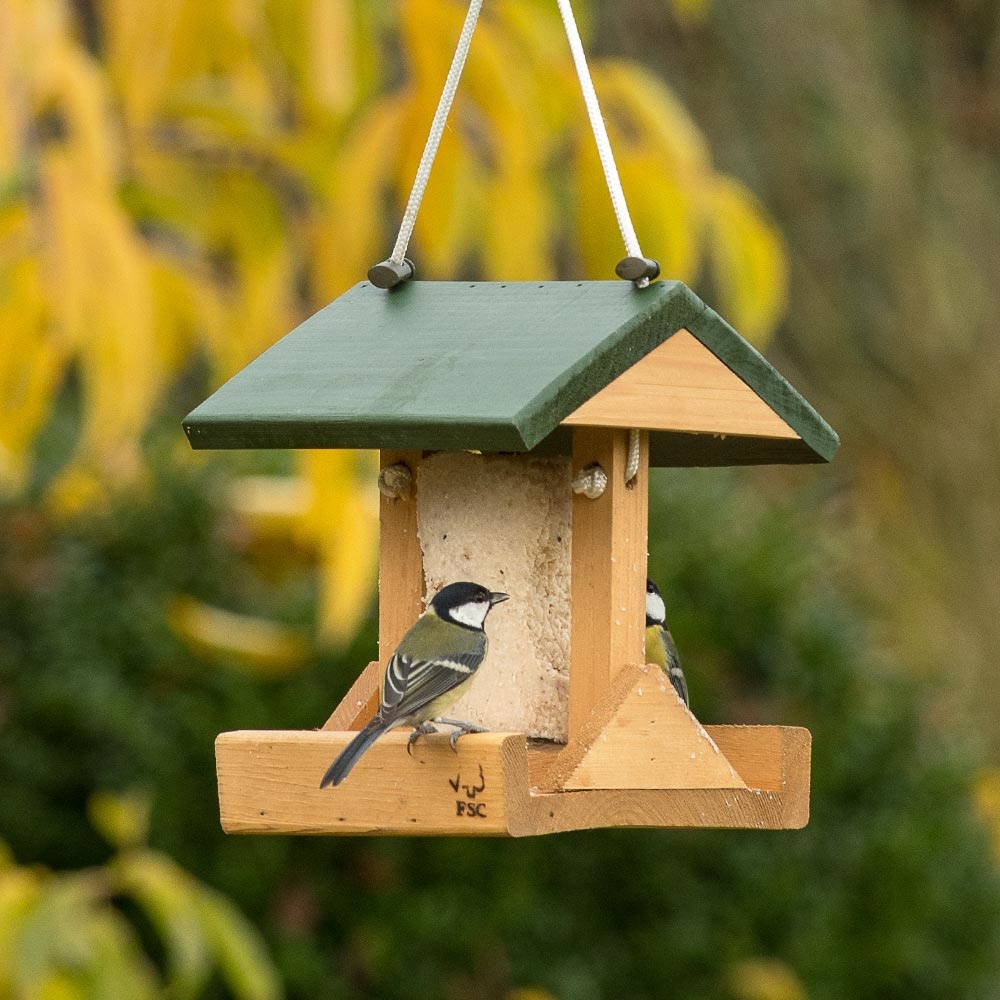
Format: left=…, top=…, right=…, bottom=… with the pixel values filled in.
left=646, top=578, right=666, bottom=628
left=431, top=581, right=509, bottom=630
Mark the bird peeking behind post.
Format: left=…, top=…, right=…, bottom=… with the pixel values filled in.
left=645, top=578, right=689, bottom=707
left=320, top=581, right=509, bottom=788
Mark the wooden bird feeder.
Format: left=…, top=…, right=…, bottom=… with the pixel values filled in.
left=184, top=278, right=838, bottom=836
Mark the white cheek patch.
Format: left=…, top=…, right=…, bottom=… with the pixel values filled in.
left=450, top=600, right=489, bottom=629
left=646, top=590, right=666, bottom=624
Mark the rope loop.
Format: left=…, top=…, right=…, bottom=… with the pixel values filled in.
left=378, top=462, right=413, bottom=498
left=572, top=463, right=609, bottom=499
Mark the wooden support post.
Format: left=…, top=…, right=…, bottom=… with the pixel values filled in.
left=323, top=450, right=423, bottom=732
left=377, top=449, right=424, bottom=661
left=569, top=428, right=648, bottom=741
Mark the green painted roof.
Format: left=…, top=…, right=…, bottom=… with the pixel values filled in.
left=183, top=280, right=838, bottom=466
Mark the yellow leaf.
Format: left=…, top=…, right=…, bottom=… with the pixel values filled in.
left=33, top=39, right=118, bottom=189
left=460, top=9, right=555, bottom=277
left=163, top=0, right=276, bottom=122
left=975, top=769, right=1000, bottom=860
left=311, top=95, right=407, bottom=299
left=481, top=165, right=553, bottom=279
left=87, top=789, right=151, bottom=851
left=113, top=849, right=212, bottom=998
left=299, top=450, right=378, bottom=647
left=168, top=596, right=312, bottom=676
left=708, top=176, right=788, bottom=347
left=100, top=0, right=184, bottom=125
left=0, top=259, right=62, bottom=493
left=45, top=468, right=107, bottom=518
left=573, top=61, right=711, bottom=280
left=395, top=0, right=488, bottom=275
left=228, top=475, right=314, bottom=536
left=196, top=887, right=283, bottom=1000
left=211, top=249, right=292, bottom=377
left=591, top=61, right=712, bottom=179
left=304, top=0, right=355, bottom=115
left=0, top=11, right=26, bottom=174
left=0, top=865, right=42, bottom=987
left=86, top=909, right=160, bottom=1000
left=727, top=958, right=809, bottom=1000
left=33, top=973, right=86, bottom=1000
left=668, top=0, right=710, bottom=22
left=148, top=249, right=227, bottom=378
left=37, top=145, right=159, bottom=481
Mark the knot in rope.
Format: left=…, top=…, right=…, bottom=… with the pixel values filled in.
left=378, top=463, right=413, bottom=499
left=572, top=463, right=609, bottom=499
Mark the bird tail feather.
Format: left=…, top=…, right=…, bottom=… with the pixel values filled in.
left=320, top=716, right=387, bottom=788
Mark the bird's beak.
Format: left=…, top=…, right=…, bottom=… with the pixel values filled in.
left=489, top=592, right=509, bottom=606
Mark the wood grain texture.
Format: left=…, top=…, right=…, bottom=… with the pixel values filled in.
left=183, top=280, right=838, bottom=464
left=321, top=450, right=424, bottom=732
left=541, top=664, right=745, bottom=791
left=564, top=330, right=799, bottom=440
left=707, top=725, right=788, bottom=791
left=214, top=724, right=811, bottom=835
left=216, top=731, right=524, bottom=836
left=569, top=428, right=648, bottom=741
left=378, top=449, right=425, bottom=664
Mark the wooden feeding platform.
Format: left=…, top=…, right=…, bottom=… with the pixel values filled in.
left=186, top=279, right=837, bottom=836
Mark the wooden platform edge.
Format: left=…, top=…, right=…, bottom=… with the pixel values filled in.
left=216, top=730, right=525, bottom=837
left=215, top=724, right=810, bottom=836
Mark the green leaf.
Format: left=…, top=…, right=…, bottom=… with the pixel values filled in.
left=30, top=972, right=87, bottom=1000
left=87, top=789, right=151, bottom=851
left=85, top=910, right=161, bottom=1000
left=10, top=871, right=105, bottom=997
left=196, top=887, right=283, bottom=1000
left=113, top=850, right=211, bottom=1000
left=0, top=866, right=43, bottom=989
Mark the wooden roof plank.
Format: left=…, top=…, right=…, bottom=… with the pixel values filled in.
left=183, top=279, right=839, bottom=465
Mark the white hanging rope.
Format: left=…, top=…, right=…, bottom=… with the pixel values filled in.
left=389, top=0, right=484, bottom=266
left=555, top=0, right=647, bottom=284
left=625, top=428, right=641, bottom=484
left=558, top=1, right=646, bottom=478
left=378, top=0, right=654, bottom=292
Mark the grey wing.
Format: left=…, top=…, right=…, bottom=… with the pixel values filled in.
left=664, top=630, right=689, bottom=707
left=379, top=640, right=486, bottom=723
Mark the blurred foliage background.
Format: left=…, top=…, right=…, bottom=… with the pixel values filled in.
left=2, top=0, right=1000, bottom=997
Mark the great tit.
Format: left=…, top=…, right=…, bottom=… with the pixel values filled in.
left=645, top=578, right=689, bottom=707
left=320, top=581, right=509, bottom=787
